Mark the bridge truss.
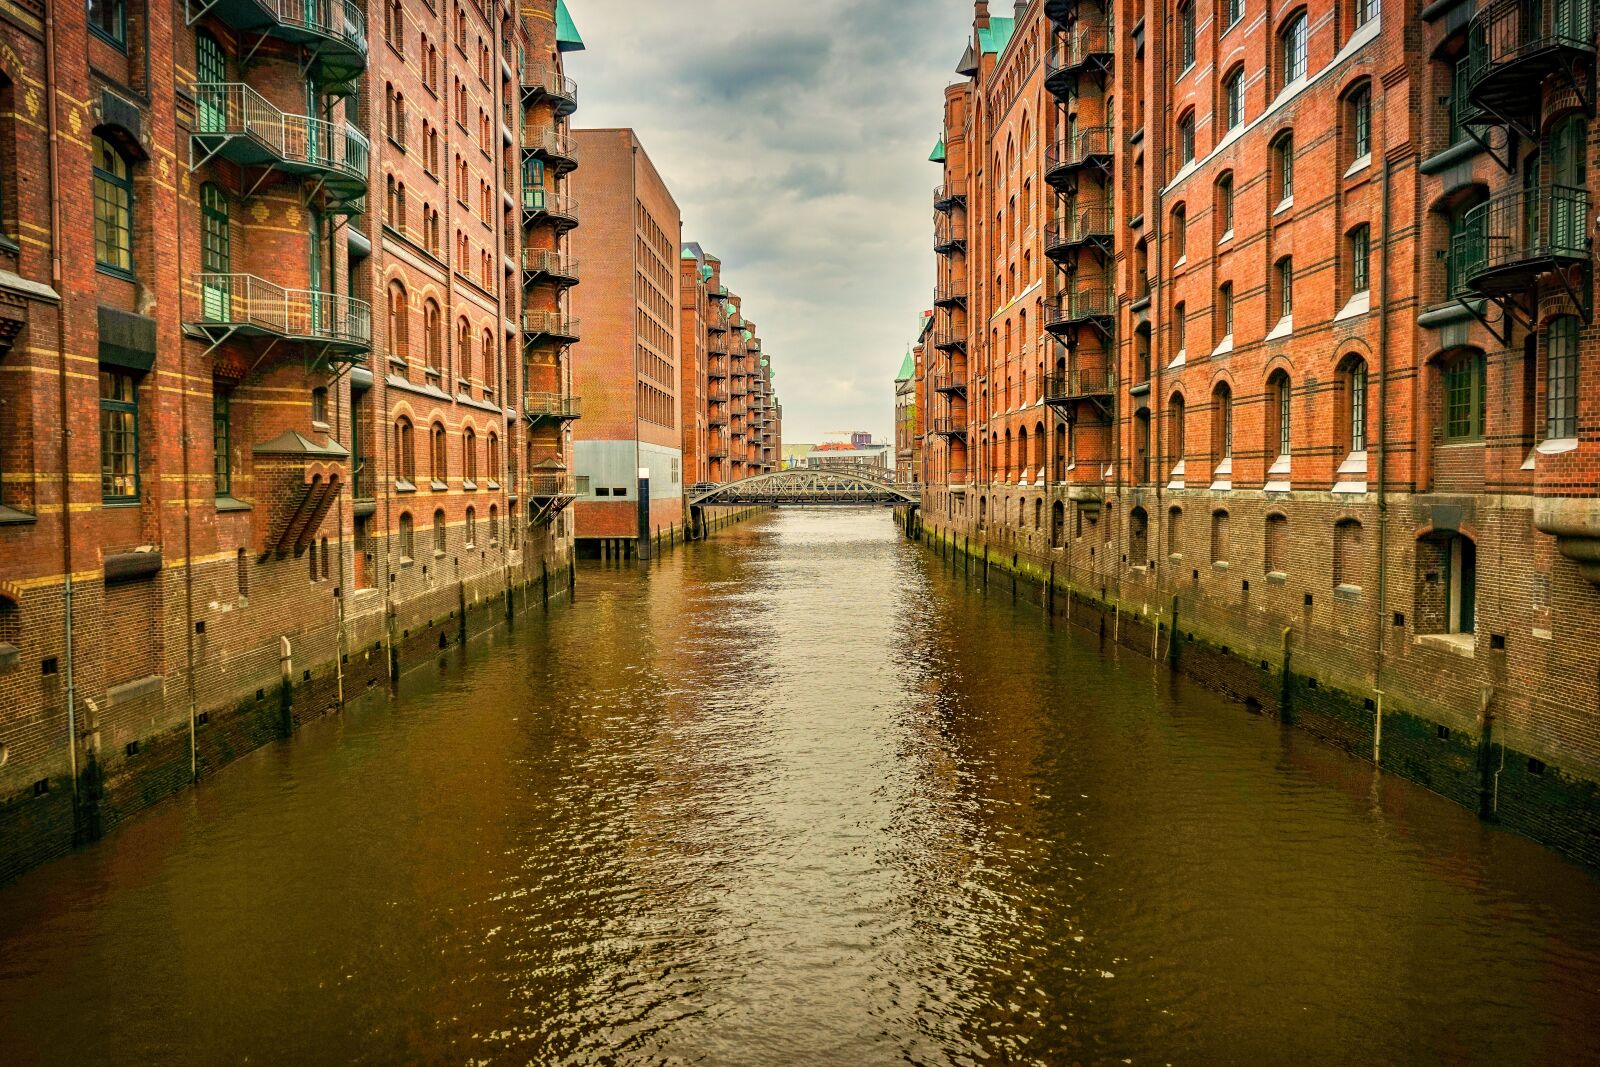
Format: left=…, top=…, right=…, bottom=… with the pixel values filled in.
left=689, top=468, right=919, bottom=508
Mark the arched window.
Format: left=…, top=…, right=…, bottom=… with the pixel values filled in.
left=424, top=299, right=442, bottom=372
left=487, top=431, right=500, bottom=480
left=1340, top=357, right=1369, bottom=453
left=463, top=427, right=478, bottom=484
left=1171, top=203, right=1187, bottom=263
left=1168, top=393, right=1188, bottom=467
left=1273, top=132, right=1295, bottom=205
left=1347, top=82, right=1372, bottom=161
left=1173, top=300, right=1187, bottom=354
left=1130, top=507, right=1150, bottom=563
left=1052, top=500, right=1066, bottom=547
left=480, top=328, right=494, bottom=385
left=1134, top=408, right=1152, bottom=482
left=456, top=318, right=471, bottom=383
left=1217, top=282, right=1234, bottom=343
left=1336, top=519, right=1365, bottom=589
left=465, top=506, right=477, bottom=546
left=1017, top=427, right=1029, bottom=480
left=489, top=504, right=499, bottom=544
left=92, top=134, right=133, bottom=273
left=387, top=281, right=409, bottom=358
left=399, top=512, right=414, bottom=561
left=1216, top=172, right=1235, bottom=237
left=1211, top=509, right=1231, bottom=564
left=1222, top=67, right=1245, bottom=132
left=1547, top=316, right=1580, bottom=441
left=433, top=508, right=446, bottom=555
left=1279, top=12, right=1308, bottom=88
left=1267, top=370, right=1292, bottom=462
left=1265, top=513, right=1289, bottom=574
left=1275, top=257, right=1294, bottom=322
left=1168, top=506, right=1184, bottom=557
left=430, top=423, right=448, bottom=484
left=1213, top=383, right=1234, bottom=466
left=394, top=416, right=415, bottom=484
left=1176, top=111, right=1196, bottom=167
left=1441, top=348, right=1487, bottom=442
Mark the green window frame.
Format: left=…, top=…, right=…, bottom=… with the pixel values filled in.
left=200, top=183, right=230, bottom=320
left=87, top=0, right=126, bottom=48
left=1348, top=360, right=1368, bottom=452
left=1274, top=373, right=1292, bottom=458
left=1178, top=2, right=1195, bottom=70
left=1547, top=317, right=1580, bottom=441
left=1281, top=14, right=1307, bottom=85
left=100, top=367, right=140, bottom=502
left=1276, top=134, right=1294, bottom=202
left=1443, top=351, right=1487, bottom=441
left=1224, top=70, right=1243, bottom=130
left=213, top=387, right=232, bottom=497
left=1349, top=225, right=1371, bottom=294
left=93, top=135, right=133, bottom=275
left=1351, top=85, right=1371, bottom=159
left=1277, top=257, right=1293, bottom=318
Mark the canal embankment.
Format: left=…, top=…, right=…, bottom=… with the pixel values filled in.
left=906, top=511, right=1600, bottom=869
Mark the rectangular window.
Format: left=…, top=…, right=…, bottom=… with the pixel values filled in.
left=1548, top=318, right=1580, bottom=440
left=1224, top=0, right=1243, bottom=27
left=1448, top=57, right=1473, bottom=146
left=100, top=367, right=140, bottom=502
left=93, top=139, right=133, bottom=274
left=1277, top=138, right=1295, bottom=202
left=1179, top=4, right=1196, bottom=71
left=1444, top=355, right=1486, bottom=441
left=213, top=388, right=232, bottom=497
left=1350, top=365, right=1368, bottom=453
left=1353, top=88, right=1372, bottom=158
left=1279, top=259, right=1294, bottom=318
left=1179, top=117, right=1195, bottom=165
left=1351, top=227, right=1371, bottom=294
left=87, top=0, right=126, bottom=47
left=1225, top=74, right=1243, bottom=130
left=1355, top=0, right=1376, bottom=26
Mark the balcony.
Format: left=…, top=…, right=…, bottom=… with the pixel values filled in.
left=1466, top=0, right=1595, bottom=136
left=1042, top=0, right=1074, bottom=25
left=1044, top=22, right=1114, bottom=98
left=934, top=215, right=967, bottom=255
left=189, top=273, right=371, bottom=358
left=524, top=392, right=582, bottom=423
left=934, top=277, right=968, bottom=309
left=1045, top=368, right=1117, bottom=415
left=708, top=357, right=728, bottom=380
left=1452, top=184, right=1590, bottom=303
left=525, top=128, right=579, bottom=174
left=1044, top=126, right=1114, bottom=190
left=931, top=372, right=967, bottom=397
left=190, top=83, right=369, bottom=204
left=522, top=189, right=580, bottom=231
left=187, top=0, right=367, bottom=91
left=933, top=324, right=968, bottom=352
left=1044, top=204, right=1114, bottom=262
left=520, top=66, right=579, bottom=116
left=929, top=416, right=968, bottom=439
left=934, top=181, right=968, bottom=213
left=1044, top=288, right=1115, bottom=335
left=522, top=248, right=580, bottom=288
left=522, top=310, right=581, bottom=345
left=709, top=410, right=728, bottom=428
left=526, top=472, right=578, bottom=499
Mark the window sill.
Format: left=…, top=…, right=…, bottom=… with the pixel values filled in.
left=1335, top=583, right=1362, bottom=601
left=0, top=505, right=36, bottom=525
left=1537, top=437, right=1579, bottom=456
left=102, top=498, right=140, bottom=508
left=1265, top=315, right=1293, bottom=341
left=0, top=234, right=19, bottom=255
left=1344, top=154, right=1372, bottom=180
left=1169, top=349, right=1187, bottom=369
left=1335, top=291, right=1371, bottom=321
left=486, top=480, right=501, bottom=491
left=395, top=480, right=417, bottom=493
left=462, top=480, right=478, bottom=491
left=1218, top=228, right=1233, bottom=246
left=1274, top=197, right=1294, bottom=217
left=1416, top=632, right=1475, bottom=658
left=96, top=264, right=136, bottom=283
left=430, top=480, right=449, bottom=492
left=1211, top=335, right=1234, bottom=357
left=215, top=496, right=252, bottom=513
left=1266, top=570, right=1287, bottom=584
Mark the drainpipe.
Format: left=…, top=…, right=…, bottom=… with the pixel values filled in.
left=44, top=2, right=78, bottom=798
left=173, top=57, right=199, bottom=782
left=1375, top=138, right=1393, bottom=732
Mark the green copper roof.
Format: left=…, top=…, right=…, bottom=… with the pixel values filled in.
left=555, top=0, right=585, bottom=52
left=929, top=137, right=946, bottom=163
left=979, top=17, right=1015, bottom=56
left=699, top=264, right=713, bottom=282
left=723, top=301, right=736, bottom=316
left=680, top=248, right=697, bottom=260
left=896, top=350, right=915, bottom=381
left=742, top=329, right=753, bottom=341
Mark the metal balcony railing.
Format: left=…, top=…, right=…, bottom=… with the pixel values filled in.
left=707, top=357, right=728, bottom=379
left=525, top=128, right=579, bottom=171
left=1045, top=22, right=1114, bottom=95
left=933, top=324, right=968, bottom=351
left=1465, top=0, right=1595, bottom=126
left=522, top=311, right=580, bottom=343
left=1452, top=184, right=1590, bottom=296
left=191, top=83, right=369, bottom=194
left=520, top=65, right=578, bottom=115
left=1044, top=288, right=1116, bottom=331
left=191, top=273, right=371, bottom=353
left=935, top=215, right=967, bottom=254
left=189, top=0, right=367, bottom=83
left=935, top=277, right=968, bottom=307
left=934, top=181, right=968, bottom=212
left=931, top=373, right=967, bottom=396
left=1045, top=368, right=1117, bottom=403
left=523, top=392, right=582, bottom=421
left=930, top=416, right=968, bottom=438
left=522, top=248, right=580, bottom=285
left=526, top=472, right=577, bottom=498
left=1044, top=204, right=1114, bottom=257
left=1046, top=126, right=1114, bottom=181
left=521, top=189, right=580, bottom=229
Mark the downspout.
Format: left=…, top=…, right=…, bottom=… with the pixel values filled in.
left=1375, top=138, right=1393, bottom=736
left=174, top=55, right=199, bottom=782
left=44, top=2, right=77, bottom=798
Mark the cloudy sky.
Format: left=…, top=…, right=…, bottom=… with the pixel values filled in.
left=564, top=0, right=974, bottom=446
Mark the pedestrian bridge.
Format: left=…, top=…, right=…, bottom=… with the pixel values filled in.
left=689, top=468, right=919, bottom=508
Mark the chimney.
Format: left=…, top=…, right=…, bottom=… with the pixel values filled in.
left=975, top=1, right=990, bottom=28
left=1014, top=1, right=1028, bottom=18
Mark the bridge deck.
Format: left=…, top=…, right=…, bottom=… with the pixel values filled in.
left=689, top=468, right=918, bottom=508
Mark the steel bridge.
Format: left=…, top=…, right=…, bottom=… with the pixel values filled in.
left=688, top=467, right=919, bottom=508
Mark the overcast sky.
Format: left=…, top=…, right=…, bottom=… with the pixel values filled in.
left=564, top=0, right=973, bottom=447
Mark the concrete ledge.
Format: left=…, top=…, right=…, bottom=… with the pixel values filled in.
left=107, top=674, right=164, bottom=706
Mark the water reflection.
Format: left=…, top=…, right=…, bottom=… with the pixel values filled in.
left=1, top=509, right=1598, bottom=1065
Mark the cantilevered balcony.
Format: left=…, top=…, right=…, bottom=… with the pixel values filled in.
left=525, top=128, right=579, bottom=174
left=522, top=189, right=579, bottom=231
left=526, top=471, right=578, bottom=499
left=1466, top=0, right=1595, bottom=135
left=1042, top=0, right=1074, bottom=26
left=1044, top=288, right=1115, bottom=335
left=1044, top=204, right=1114, bottom=262
left=931, top=373, right=967, bottom=397
left=929, top=416, right=968, bottom=439
left=1044, top=22, right=1113, bottom=99
left=1452, top=184, right=1590, bottom=304
left=191, top=83, right=369, bottom=204
left=189, top=272, right=371, bottom=358
left=524, top=392, right=582, bottom=423
left=708, top=357, right=728, bottom=380
left=934, top=277, right=968, bottom=309
left=522, top=248, right=580, bottom=288
left=934, top=215, right=967, bottom=255
left=709, top=410, right=728, bottom=428
left=522, top=310, right=581, bottom=344
left=186, top=0, right=367, bottom=91
left=1044, top=126, right=1114, bottom=191
left=1045, top=367, right=1117, bottom=407
left=933, top=323, right=967, bottom=352
left=934, top=181, right=968, bottom=213
left=520, top=65, right=579, bottom=116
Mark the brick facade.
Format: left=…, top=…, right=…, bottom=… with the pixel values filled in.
left=0, top=0, right=581, bottom=877
left=919, top=0, right=1600, bottom=861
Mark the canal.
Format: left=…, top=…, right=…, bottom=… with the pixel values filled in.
left=2, top=509, right=1599, bottom=1065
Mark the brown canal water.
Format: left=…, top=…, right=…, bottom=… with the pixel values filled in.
left=2, top=509, right=1600, bottom=1066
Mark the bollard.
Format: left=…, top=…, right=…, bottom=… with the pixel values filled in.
left=1279, top=626, right=1294, bottom=724
left=1168, top=596, right=1182, bottom=669
left=278, top=635, right=295, bottom=738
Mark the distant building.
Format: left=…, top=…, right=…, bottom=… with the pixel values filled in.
left=782, top=444, right=815, bottom=470
left=895, top=352, right=917, bottom=485
left=807, top=444, right=892, bottom=471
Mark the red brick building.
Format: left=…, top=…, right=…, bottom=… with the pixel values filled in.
left=0, top=0, right=583, bottom=876
left=921, top=0, right=1600, bottom=860
left=567, top=127, right=684, bottom=549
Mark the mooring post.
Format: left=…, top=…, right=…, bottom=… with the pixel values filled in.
left=459, top=578, right=470, bottom=646
left=278, top=635, right=295, bottom=738
left=1168, top=596, right=1181, bottom=669
left=1279, top=626, right=1294, bottom=725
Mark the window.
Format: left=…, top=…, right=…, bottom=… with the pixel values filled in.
left=1217, top=173, right=1234, bottom=236
left=1169, top=393, right=1188, bottom=462
left=1177, top=112, right=1195, bottom=167
left=1548, top=316, right=1580, bottom=440
left=1173, top=301, right=1187, bottom=354
left=213, top=387, right=232, bottom=497
left=1274, top=134, right=1294, bottom=204
left=99, top=367, right=139, bottom=502
left=1135, top=409, right=1152, bottom=481
left=424, top=300, right=442, bottom=372
left=1172, top=204, right=1187, bottom=262
left=1354, top=0, right=1376, bottom=27
left=1344, top=358, right=1369, bottom=452
left=1178, top=2, right=1196, bottom=71
left=93, top=135, right=133, bottom=274
left=311, top=386, right=328, bottom=426
left=1211, top=510, right=1231, bottom=564
left=1223, top=0, right=1244, bottom=28
left=1265, top=514, right=1288, bottom=574
left=1335, top=520, right=1364, bottom=588
left=1223, top=68, right=1244, bottom=131
left=88, top=0, right=126, bottom=47
left=1448, top=57, right=1474, bottom=147
left=465, top=506, right=477, bottom=546
left=1349, top=83, right=1372, bottom=160
left=388, top=281, right=409, bottom=358
left=433, top=509, right=446, bottom=555
left=1214, top=383, right=1234, bottom=462
left=1445, top=196, right=1484, bottom=299
left=431, top=423, right=448, bottom=484
left=399, top=512, right=414, bottom=561
left=1442, top=350, right=1487, bottom=441
left=464, top=427, right=478, bottom=483
left=487, top=432, right=500, bottom=480
left=1130, top=507, right=1150, bottom=563
left=1217, top=283, right=1234, bottom=341
left=200, top=183, right=230, bottom=319
left=1268, top=371, right=1292, bottom=459
left=1168, top=506, right=1184, bottom=556
left=395, top=416, right=415, bottom=484
left=489, top=504, right=499, bottom=544
left=1349, top=225, right=1371, bottom=295
left=1280, top=13, right=1308, bottom=88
